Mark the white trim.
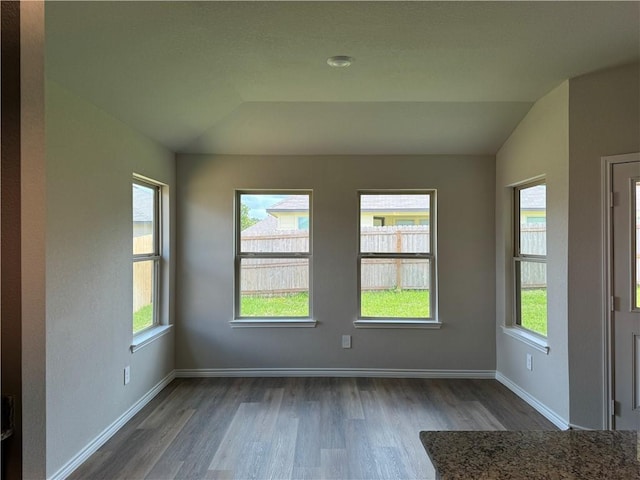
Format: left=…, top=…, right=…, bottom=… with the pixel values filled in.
left=500, top=325, right=549, bottom=354
left=229, top=319, right=317, bottom=328
left=174, top=368, right=495, bottom=379
left=601, top=152, right=640, bottom=430
left=49, top=371, right=176, bottom=480
left=131, top=324, right=173, bottom=352
left=568, top=423, right=592, bottom=431
left=495, top=371, right=569, bottom=430
left=354, top=320, right=442, bottom=329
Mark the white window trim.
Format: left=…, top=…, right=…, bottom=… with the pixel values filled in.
left=354, top=319, right=442, bottom=329
left=356, top=190, right=437, bottom=325
left=234, top=190, right=313, bottom=326
left=132, top=175, right=170, bottom=350
left=131, top=325, right=173, bottom=352
left=501, top=325, right=549, bottom=354
left=229, top=319, right=317, bottom=328
left=511, top=179, right=548, bottom=338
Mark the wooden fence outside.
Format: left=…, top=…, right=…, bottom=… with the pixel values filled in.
left=133, top=235, right=153, bottom=312
left=134, top=226, right=639, bottom=301
left=240, top=225, right=549, bottom=295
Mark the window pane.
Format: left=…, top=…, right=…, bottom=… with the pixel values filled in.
left=133, top=183, right=155, bottom=255
left=636, top=182, right=640, bottom=309
left=133, top=260, right=155, bottom=333
left=240, top=258, right=309, bottom=317
left=516, top=260, right=547, bottom=336
left=360, top=194, right=430, bottom=253
left=240, top=194, right=310, bottom=253
left=519, top=184, right=546, bottom=256
left=360, top=258, right=430, bottom=318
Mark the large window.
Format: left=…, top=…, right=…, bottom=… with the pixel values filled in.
left=358, top=191, right=435, bottom=320
left=236, top=191, right=311, bottom=318
left=514, top=181, right=547, bottom=336
left=132, top=179, right=161, bottom=334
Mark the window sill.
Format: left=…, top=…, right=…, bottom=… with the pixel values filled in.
left=230, top=319, right=317, bottom=328
left=501, top=325, right=549, bottom=354
left=354, top=320, right=442, bottom=329
left=131, top=325, right=173, bottom=353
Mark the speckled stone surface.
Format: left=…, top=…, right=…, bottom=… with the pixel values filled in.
left=420, top=430, right=640, bottom=479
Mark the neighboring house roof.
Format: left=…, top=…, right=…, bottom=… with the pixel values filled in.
left=267, top=194, right=431, bottom=214
left=360, top=194, right=429, bottom=212
left=520, top=185, right=546, bottom=210
left=267, top=195, right=310, bottom=213
left=133, top=184, right=154, bottom=222
left=242, top=215, right=279, bottom=235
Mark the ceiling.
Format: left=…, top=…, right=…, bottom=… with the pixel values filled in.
left=45, top=1, right=640, bottom=155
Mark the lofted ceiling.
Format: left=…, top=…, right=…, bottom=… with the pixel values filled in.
left=45, top=1, right=640, bottom=155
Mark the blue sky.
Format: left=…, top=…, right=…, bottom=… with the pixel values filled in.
left=241, top=194, right=288, bottom=219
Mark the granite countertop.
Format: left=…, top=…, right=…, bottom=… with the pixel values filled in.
left=420, top=430, right=639, bottom=479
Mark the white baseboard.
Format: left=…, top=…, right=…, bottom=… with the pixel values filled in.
left=50, top=368, right=568, bottom=480
left=175, top=368, right=496, bottom=379
left=49, top=370, right=176, bottom=480
left=495, top=371, right=569, bottom=430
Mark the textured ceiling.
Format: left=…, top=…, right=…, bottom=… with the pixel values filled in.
left=45, top=1, right=640, bottom=155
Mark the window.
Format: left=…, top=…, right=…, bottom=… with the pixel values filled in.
left=514, top=181, right=547, bottom=336
left=635, top=180, right=640, bottom=310
left=358, top=191, right=436, bottom=322
left=236, top=191, right=312, bottom=319
left=132, top=179, right=161, bottom=334
left=395, top=219, right=415, bottom=226
left=297, top=216, right=309, bottom=230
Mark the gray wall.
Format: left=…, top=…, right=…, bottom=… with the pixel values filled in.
left=45, top=81, right=176, bottom=476
left=495, top=82, right=570, bottom=423
left=175, top=155, right=496, bottom=372
left=568, top=62, right=640, bottom=428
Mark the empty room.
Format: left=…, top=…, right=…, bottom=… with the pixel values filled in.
left=2, top=1, right=640, bottom=479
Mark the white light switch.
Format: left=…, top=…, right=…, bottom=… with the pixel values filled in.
left=124, top=365, right=131, bottom=385
left=526, top=354, right=533, bottom=371
left=342, top=335, right=352, bottom=349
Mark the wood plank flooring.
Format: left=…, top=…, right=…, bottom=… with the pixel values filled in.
left=69, top=378, right=556, bottom=480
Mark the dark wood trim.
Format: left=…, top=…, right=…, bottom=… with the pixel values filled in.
left=1, top=2, right=22, bottom=479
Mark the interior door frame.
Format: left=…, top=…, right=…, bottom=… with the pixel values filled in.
left=602, top=152, right=640, bottom=429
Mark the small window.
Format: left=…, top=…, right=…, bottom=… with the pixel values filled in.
left=395, top=219, right=415, bottom=226
left=297, top=216, right=309, bottom=230
left=373, top=216, right=385, bottom=227
left=514, top=181, right=547, bottom=336
left=236, top=191, right=311, bottom=318
left=133, top=179, right=161, bottom=334
left=358, top=191, right=435, bottom=320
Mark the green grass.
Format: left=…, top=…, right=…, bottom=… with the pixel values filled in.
left=240, top=289, right=430, bottom=318
left=520, top=288, right=547, bottom=336
left=241, top=293, right=309, bottom=317
left=361, top=289, right=429, bottom=318
left=133, top=304, right=153, bottom=333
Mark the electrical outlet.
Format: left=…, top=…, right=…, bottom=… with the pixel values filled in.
left=124, top=365, right=131, bottom=385
left=526, top=354, right=533, bottom=371
left=342, top=335, right=352, bottom=349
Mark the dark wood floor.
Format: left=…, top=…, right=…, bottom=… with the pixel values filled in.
left=70, top=377, right=556, bottom=480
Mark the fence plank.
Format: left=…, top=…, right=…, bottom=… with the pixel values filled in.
left=133, top=235, right=154, bottom=312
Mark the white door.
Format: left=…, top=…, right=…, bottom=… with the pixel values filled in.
left=612, top=159, right=640, bottom=430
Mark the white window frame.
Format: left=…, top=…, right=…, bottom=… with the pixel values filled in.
left=355, top=190, right=440, bottom=329
left=132, top=177, right=161, bottom=334
left=231, top=190, right=316, bottom=328
left=513, top=179, right=547, bottom=336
